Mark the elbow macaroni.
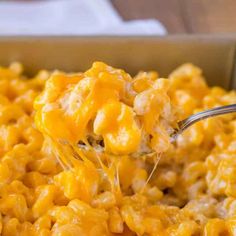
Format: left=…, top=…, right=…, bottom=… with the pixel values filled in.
left=34, top=62, right=176, bottom=156
left=0, top=61, right=236, bottom=235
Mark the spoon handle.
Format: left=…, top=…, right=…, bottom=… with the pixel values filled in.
left=171, top=104, right=236, bottom=140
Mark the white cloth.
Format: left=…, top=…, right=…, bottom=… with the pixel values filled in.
left=0, top=0, right=166, bottom=35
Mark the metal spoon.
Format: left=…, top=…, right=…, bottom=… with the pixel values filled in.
left=56, top=104, right=236, bottom=166
left=171, top=104, right=236, bottom=141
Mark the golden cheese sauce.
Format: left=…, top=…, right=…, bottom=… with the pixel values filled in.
left=0, top=62, right=236, bottom=235
left=34, top=62, right=176, bottom=157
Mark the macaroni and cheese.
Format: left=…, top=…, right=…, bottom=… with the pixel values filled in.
left=0, top=62, right=236, bottom=235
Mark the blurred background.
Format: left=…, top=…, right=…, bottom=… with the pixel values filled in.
left=113, top=0, right=236, bottom=33
left=0, top=0, right=235, bottom=35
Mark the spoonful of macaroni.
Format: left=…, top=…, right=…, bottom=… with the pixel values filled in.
left=34, top=62, right=236, bottom=167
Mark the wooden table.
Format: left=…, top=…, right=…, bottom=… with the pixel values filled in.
left=112, top=0, right=236, bottom=33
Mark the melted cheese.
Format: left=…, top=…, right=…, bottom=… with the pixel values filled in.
left=34, top=62, right=175, bottom=157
